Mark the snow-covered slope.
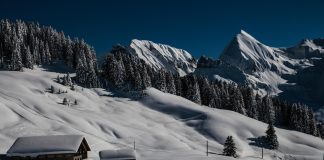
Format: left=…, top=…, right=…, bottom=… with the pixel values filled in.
left=0, top=67, right=323, bottom=160
left=129, top=39, right=196, bottom=76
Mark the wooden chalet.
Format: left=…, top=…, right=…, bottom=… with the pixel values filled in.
left=6, top=135, right=91, bottom=160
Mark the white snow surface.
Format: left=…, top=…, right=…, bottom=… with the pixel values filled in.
left=99, top=149, right=136, bottom=159
left=7, top=135, right=85, bottom=157
left=129, top=39, right=196, bottom=76
left=0, top=67, right=323, bottom=160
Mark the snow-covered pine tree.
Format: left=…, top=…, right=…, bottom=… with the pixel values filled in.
left=66, top=72, right=72, bottom=86
left=242, top=87, right=257, bottom=119
left=56, top=75, right=61, bottom=83
left=173, top=73, right=182, bottom=96
left=289, top=104, right=301, bottom=132
left=165, top=71, right=176, bottom=94
left=306, top=107, right=318, bottom=136
left=140, top=61, right=152, bottom=89
left=186, top=74, right=201, bottom=104
left=260, top=95, right=275, bottom=124
left=223, top=136, right=238, bottom=158
left=211, top=83, right=222, bottom=108
left=198, top=76, right=212, bottom=106
left=230, top=87, right=246, bottom=115
left=255, top=93, right=262, bottom=121
left=11, top=33, right=23, bottom=71
left=132, top=64, right=143, bottom=90
left=62, top=75, right=68, bottom=86
left=64, top=37, right=74, bottom=68
left=71, top=85, right=75, bottom=91
left=50, top=85, right=55, bottom=93
left=123, top=55, right=135, bottom=90
left=155, top=70, right=167, bottom=92
left=24, top=46, right=33, bottom=69
left=265, top=122, right=279, bottom=149
left=44, top=43, right=51, bottom=64
left=63, top=98, right=68, bottom=105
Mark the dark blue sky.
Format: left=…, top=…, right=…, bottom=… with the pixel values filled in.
left=1, top=0, right=324, bottom=58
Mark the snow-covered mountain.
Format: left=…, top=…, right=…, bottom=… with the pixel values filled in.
left=195, top=30, right=324, bottom=110
left=129, top=39, right=196, bottom=76
left=196, top=30, right=312, bottom=95
left=0, top=66, right=323, bottom=160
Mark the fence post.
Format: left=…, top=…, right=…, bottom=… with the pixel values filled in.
left=206, top=140, right=208, bottom=156
left=261, top=147, right=263, bottom=159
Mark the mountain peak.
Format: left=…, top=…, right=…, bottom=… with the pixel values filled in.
left=129, top=39, right=196, bottom=76
left=237, top=30, right=259, bottom=43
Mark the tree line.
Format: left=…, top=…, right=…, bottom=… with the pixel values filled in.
left=102, top=45, right=319, bottom=136
left=0, top=19, right=320, bottom=137
left=0, top=19, right=99, bottom=87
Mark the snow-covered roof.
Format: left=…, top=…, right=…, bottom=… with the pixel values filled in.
left=99, top=149, right=136, bottom=160
left=7, top=135, right=90, bottom=157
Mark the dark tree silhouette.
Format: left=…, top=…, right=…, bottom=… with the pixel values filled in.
left=223, top=136, right=238, bottom=158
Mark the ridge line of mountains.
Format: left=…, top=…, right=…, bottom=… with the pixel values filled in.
left=1, top=19, right=324, bottom=136
left=124, top=30, right=324, bottom=114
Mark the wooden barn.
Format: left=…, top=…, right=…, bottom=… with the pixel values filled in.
left=6, top=135, right=91, bottom=160
left=99, top=149, right=136, bottom=160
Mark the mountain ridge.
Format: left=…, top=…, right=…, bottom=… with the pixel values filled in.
left=128, top=39, right=197, bottom=76
left=195, top=30, right=324, bottom=111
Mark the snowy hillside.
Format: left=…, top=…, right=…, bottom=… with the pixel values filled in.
left=129, top=39, right=196, bottom=76
left=0, top=67, right=323, bottom=160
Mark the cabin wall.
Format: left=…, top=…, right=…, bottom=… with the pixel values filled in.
left=8, top=154, right=83, bottom=160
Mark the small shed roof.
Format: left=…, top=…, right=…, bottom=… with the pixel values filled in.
left=99, top=149, right=136, bottom=160
left=7, top=135, right=90, bottom=157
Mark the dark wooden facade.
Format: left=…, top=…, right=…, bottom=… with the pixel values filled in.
left=8, top=138, right=90, bottom=160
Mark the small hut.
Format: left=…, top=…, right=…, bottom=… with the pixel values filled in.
left=99, top=149, right=136, bottom=160
left=6, top=135, right=91, bottom=160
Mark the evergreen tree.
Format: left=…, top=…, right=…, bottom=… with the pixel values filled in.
left=57, top=75, right=61, bottom=83
left=260, top=96, right=275, bottom=124
left=71, top=85, right=75, bottom=91
left=0, top=20, right=98, bottom=87
left=11, top=32, right=23, bottom=71
left=24, top=46, right=33, bottom=69
left=66, top=72, right=72, bottom=86
left=223, top=136, right=238, bottom=158
left=140, top=62, right=152, bottom=88
left=50, top=85, right=55, bottom=93
left=307, top=108, right=318, bottom=136
left=173, top=74, right=182, bottom=96
left=186, top=74, right=201, bottom=104
left=155, top=70, right=167, bottom=92
left=165, top=71, right=176, bottom=94
left=230, top=87, right=246, bottom=115
left=255, top=93, right=262, bottom=121
left=243, top=87, right=258, bottom=119
left=198, top=76, right=212, bottom=106
left=265, top=123, right=279, bottom=149
left=63, top=98, right=68, bottom=105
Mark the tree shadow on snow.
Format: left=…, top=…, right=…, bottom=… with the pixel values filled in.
left=98, top=87, right=144, bottom=101
left=40, top=61, right=75, bottom=74
left=248, top=136, right=267, bottom=148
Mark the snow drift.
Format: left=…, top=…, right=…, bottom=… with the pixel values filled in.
left=0, top=67, right=323, bottom=160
